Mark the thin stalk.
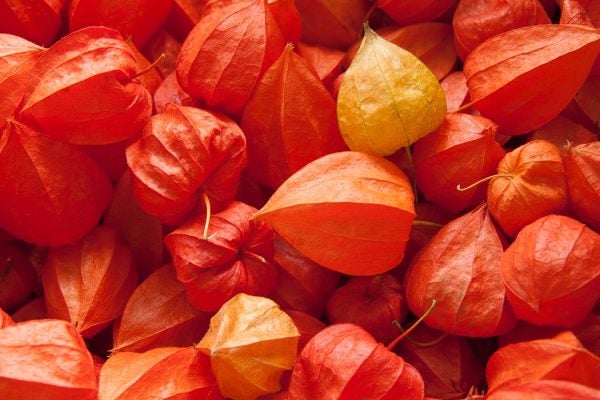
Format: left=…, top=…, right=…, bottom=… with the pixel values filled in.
left=387, top=299, right=437, bottom=350
left=456, top=174, right=513, bottom=192
left=392, top=320, right=448, bottom=347
left=245, top=251, right=267, bottom=263
left=132, top=53, right=165, bottom=79
left=448, top=100, right=475, bottom=114
left=202, top=192, right=212, bottom=240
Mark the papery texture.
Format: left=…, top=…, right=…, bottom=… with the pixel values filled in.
left=176, top=0, right=285, bottom=116
left=197, top=294, right=299, bottom=400
left=395, top=324, right=484, bottom=399
left=326, top=273, right=408, bottom=343
left=346, top=23, right=456, bottom=81
left=126, top=104, right=247, bottom=225
left=487, top=140, right=568, bottom=237
left=487, top=379, right=600, bottom=400
left=501, top=215, right=600, bottom=327
left=103, top=171, right=164, bottom=280
left=153, top=71, right=198, bottom=113
left=404, top=205, right=516, bottom=337
left=440, top=71, right=469, bottom=111
left=414, top=113, right=505, bottom=213
left=165, top=0, right=207, bottom=42
left=296, top=42, right=344, bottom=89
left=486, top=331, right=600, bottom=392
left=0, top=319, right=97, bottom=400
left=69, top=0, right=173, bottom=47
left=564, top=140, right=600, bottom=230
left=42, top=226, right=138, bottom=338
left=284, top=309, right=326, bottom=351
left=99, top=346, right=223, bottom=400
left=142, top=28, right=181, bottom=77
left=0, top=34, right=44, bottom=127
left=126, top=39, right=162, bottom=95
left=464, top=24, right=600, bottom=134
left=165, top=202, right=277, bottom=312
left=287, top=323, right=425, bottom=399
left=271, top=236, right=340, bottom=318
left=0, top=0, right=66, bottom=46
left=338, top=26, right=446, bottom=156
left=241, top=44, right=345, bottom=190
left=0, top=121, right=113, bottom=246
left=453, top=0, right=550, bottom=61
left=112, top=264, right=210, bottom=353
left=254, top=151, right=416, bottom=276
left=531, top=115, right=597, bottom=148
left=19, top=27, right=151, bottom=145
left=268, top=0, right=301, bottom=43
left=294, top=0, right=370, bottom=50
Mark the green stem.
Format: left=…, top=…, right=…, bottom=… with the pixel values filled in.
left=392, top=319, right=448, bottom=347
left=387, top=299, right=437, bottom=350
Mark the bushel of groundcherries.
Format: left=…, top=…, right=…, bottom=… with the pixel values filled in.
left=0, top=1, right=599, bottom=400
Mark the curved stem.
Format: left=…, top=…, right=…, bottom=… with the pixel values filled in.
left=202, top=192, right=212, bottom=240
left=387, top=299, right=437, bottom=350
left=245, top=251, right=267, bottom=263
left=392, top=319, right=448, bottom=347
left=132, top=53, right=165, bottom=79
left=412, top=220, right=444, bottom=228
left=456, top=174, right=513, bottom=192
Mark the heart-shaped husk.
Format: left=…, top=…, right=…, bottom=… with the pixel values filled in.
left=0, top=319, right=97, bottom=400
left=254, top=151, right=416, bottom=276
left=19, top=27, right=152, bottom=145
left=501, top=214, right=600, bottom=327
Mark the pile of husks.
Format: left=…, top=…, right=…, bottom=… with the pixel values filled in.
left=0, top=0, right=599, bottom=399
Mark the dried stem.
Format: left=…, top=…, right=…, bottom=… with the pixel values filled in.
left=456, top=174, right=513, bottom=192
left=392, top=319, right=448, bottom=347
left=387, top=299, right=437, bottom=350
left=245, top=251, right=267, bottom=263
left=448, top=100, right=475, bottom=114
left=202, top=192, right=212, bottom=240
left=132, top=53, right=165, bottom=79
